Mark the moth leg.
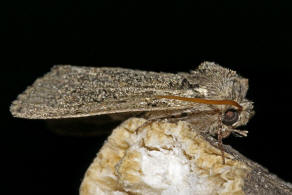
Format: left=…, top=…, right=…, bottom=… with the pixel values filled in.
left=217, top=115, right=226, bottom=165
left=217, top=128, right=225, bottom=165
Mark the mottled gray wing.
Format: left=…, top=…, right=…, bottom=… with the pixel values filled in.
left=10, top=65, right=200, bottom=119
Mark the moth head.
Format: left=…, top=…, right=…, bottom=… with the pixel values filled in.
left=219, top=76, right=254, bottom=137
left=219, top=101, right=253, bottom=138
left=195, top=62, right=255, bottom=135
left=222, top=100, right=254, bottom=127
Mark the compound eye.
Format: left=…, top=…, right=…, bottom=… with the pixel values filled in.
left=222, top=109, right=239, bottom=126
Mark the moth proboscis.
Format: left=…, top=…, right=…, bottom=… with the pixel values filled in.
left=10, top=61, right=254, bottom=164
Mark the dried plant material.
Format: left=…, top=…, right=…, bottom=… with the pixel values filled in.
left=80, top=118, right=292, bottom=195
left=80, top=118, right=249, bottom=195
left=80, top=118, right=246, bottom=195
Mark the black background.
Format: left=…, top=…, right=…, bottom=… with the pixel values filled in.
left=2, top=1, right=292, bottom=194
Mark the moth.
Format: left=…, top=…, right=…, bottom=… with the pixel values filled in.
left=10, top=61, right=254, bottom=164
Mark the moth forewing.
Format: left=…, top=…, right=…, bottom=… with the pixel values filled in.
left=10, top=65, right=201, bottom=119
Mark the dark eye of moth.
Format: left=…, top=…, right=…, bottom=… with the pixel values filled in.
left=222, top=109, right=239, bottom=126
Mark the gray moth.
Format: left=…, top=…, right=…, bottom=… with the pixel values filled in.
left=10, top=61, right=254, bottom=163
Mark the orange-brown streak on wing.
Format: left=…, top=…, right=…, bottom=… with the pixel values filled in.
left=157, top=95, right=243, bottom=111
